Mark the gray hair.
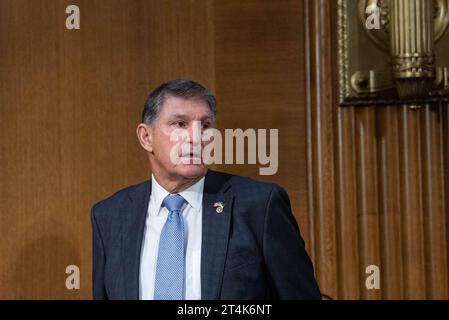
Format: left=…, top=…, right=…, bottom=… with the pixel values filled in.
left=142, top=79, right=217, bottom=126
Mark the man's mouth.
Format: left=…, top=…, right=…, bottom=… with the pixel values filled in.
left=181, top=152, right=201, bottom=157
left=179, top=153, right=202, bottom=164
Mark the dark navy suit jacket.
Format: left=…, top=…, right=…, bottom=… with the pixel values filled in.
left=91, top=169, right=321, bottom=299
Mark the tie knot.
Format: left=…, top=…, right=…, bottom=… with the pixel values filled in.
left=162, top=194, right=186, bottom=213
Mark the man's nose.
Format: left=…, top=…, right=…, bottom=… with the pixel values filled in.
left=187, top=122, right=202, bottom=145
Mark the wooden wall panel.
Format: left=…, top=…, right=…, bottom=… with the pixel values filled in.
left=213, top=0, right=311, bottom=245
left=444, top=106, right=449, bottom=298
left=354, top=107, right=381, bottom=300
left=336, top=107, right=361, bottom=299
left=397, top=107, right=427, bottom=299
left=376, top=106, right=404, bottom=299
left=0, top=0, right=214, bottom=299
left=306, top=0, right=449, bottom=299
left=420, top=105, right=448, bottom=299
left=304, top=0, right=338, bottom=298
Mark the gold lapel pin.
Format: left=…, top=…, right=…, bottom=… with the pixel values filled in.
left=213, top=202, right=224, bottom=213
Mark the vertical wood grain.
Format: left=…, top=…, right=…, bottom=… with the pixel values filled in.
left=443, top=104, right=449, bottom=296
left=398, top=106, right=427, bottom=299
left=335, top=106, right=361, bottom=299
left=420, top=104, right=448, bottom=299
left=306, top=1, right=449, bottom=300
left=0, top=0, right=215, bottom=299
left=214, top=0, right=311, bottom=244
left=376, top=106, right=404, bottom=299
left=305, top=0, right=338, bottom=298
left=354, top=107, right=382, bottom=299
left=306, top=2, right=449, bottom=299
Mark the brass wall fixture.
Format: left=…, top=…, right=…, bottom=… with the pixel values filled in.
left=338, top=0, right=449, bottom=105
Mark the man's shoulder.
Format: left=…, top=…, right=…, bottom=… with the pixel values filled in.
left=209, top=170, right=284, bottom=194
left=91, top=180, right=150, bottom=215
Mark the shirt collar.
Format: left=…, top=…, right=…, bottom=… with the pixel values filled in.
left=151, top=174, right=205, bottom=215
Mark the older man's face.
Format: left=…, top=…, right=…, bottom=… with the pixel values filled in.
left=149, top=95, right=214, bottom=180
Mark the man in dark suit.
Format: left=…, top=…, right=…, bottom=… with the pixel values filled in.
left=91, top=79, right=321, bottom=300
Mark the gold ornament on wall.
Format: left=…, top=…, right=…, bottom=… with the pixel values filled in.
left=338, top=0, right=449, bottom=105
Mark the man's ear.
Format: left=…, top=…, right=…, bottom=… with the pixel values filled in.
left=136, top=123, right=153, bottom=152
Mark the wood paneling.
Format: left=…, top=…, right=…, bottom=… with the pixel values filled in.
left=377, top=106, right=404, bottom=299
left=398, top=106, right=427, bottom=298
left=421, top=104, right=448, bottom=298
left=306, top=0, right=449, bottom=299
left=336, top=106, right=361, bottom=299
left=304, top=0, right=338, bottom=298
left=0, top=0, right=214, bottom=299
left=354, top=107, right=382, bottom=300
left=213, top=0, right=310, bottom=243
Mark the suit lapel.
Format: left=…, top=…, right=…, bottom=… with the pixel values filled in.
left=121, top=180, right=151, bottom=299
left=201, top=170, right=233, bottom=300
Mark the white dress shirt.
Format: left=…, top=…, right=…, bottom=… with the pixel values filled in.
left=139, top=175, right=204, bottom=300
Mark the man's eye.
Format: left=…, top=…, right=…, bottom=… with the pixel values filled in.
left=173, top=121, right=186, bottom=127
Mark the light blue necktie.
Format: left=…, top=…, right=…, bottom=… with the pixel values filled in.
left=154, top=194, right=186, bottom=300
